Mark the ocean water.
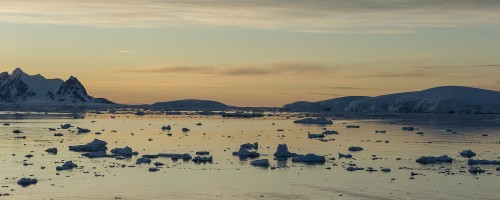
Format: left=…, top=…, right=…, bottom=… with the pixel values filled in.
left=0, top=113, right=499, bottom=199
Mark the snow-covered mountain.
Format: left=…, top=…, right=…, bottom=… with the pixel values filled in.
left=283, top=86, right=500, bottom=114
left=0, top=68, right=114, bottom=105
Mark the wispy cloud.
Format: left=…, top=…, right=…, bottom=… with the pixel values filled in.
left=116, top=62, right=330, bottom=76
left=328, top=86, right=370, bottom=90
left=361, top=70, right=432, bottom=78
left=223, top=63, right=327, bottom=76
left=308, top=92, right=339, bottom=97
left=119, top=66, right=215, bottom=74
left=0, top=0, right=499, bottom=33
left=109, top=50, right=134, bottom=54
left=472, top=64, right=500, bottom=68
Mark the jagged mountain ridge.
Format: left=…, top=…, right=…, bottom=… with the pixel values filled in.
left=0, top=68, right=113, bottom=104
left=283, top=86, right=500, bottom=114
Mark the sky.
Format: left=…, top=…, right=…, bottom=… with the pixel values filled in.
left=0, top=0, right=499, bottom=106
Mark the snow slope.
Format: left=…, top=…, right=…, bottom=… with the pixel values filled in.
left=0, top=68, right=114, bottom=105
left=284, top=86, right=500, bottom=114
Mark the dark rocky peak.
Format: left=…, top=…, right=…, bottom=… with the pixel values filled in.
left=12, top=68, right=26, bottom=77
left=56, top=76, right=93, bottom=103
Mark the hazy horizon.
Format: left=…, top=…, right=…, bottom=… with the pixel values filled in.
left=1, top=1, right=499, bottom=106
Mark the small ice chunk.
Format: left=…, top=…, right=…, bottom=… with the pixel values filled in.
left=348, top=146, right=364, bottom=152
left=45, top=148, right=58, bottom=154
left=60, top=124, right=72, bottom=129
left=308, top=133, right=325, bottom=139
left=402, top=127, right=415, bottom=131
left=291, top=154, right=326, bottom=163
left=136, top=157, right=152, bottom=164
left=459, top=150, right=476, bottom=158
left=192, top=156, right=213, bottom=163
left=416, top=155, right=452, bottom=164
left=69, top=139, right=108, bottom=152
left=322, top=130, right=339, bottom=135
left=250, top=159, right=270, bottom=167
left=56, top=161, right=78, bottom=171
left=149, top=167, right=160, bottom=172
left=467, top=159, right=500, bottom=165
left=273, top=144, right=299, bottom=158
left=338, top=153, right=352, bottom=159
left=468, top=166, right=486, bottom=174
left=111, top=146, right=138, bottom=157
left=17, top=178, right=38, bottom=187
left=77, top=127, right=91, bottom=133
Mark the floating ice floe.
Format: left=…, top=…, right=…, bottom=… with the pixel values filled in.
left=468, top=167, right=486, bottom=174
left=402, top=127, right=415, bottom=131
left=142, top=154, right=159, bottom=159
left=149, top=167, right=160, bottom=172
left=158, top=153, right=192, bottom=161
left=291, top=154, right=326, bottom=163
left=346, top=166, right=364, bottom=171
left=221, top=112, right=264, bottom=118
left=240, top=143, right=258, bottom=149
left=322, top=130, right=339, bottom=135
left=60, top=124, right=72, bottom=129
left=45, top=148, right=58, bottom=154
left=82, top=150, right=109, bottom=158
left=69, top=139, right=108, bottom=152
left=17, top=178, right=38, bottom=187
left=110, top=146, right=138, bottom=157
left=348, top=146, right=364, bottom=152
left=308, top=133, right=325, bottom=139
left=196, top=151, right=210, bottom=155
left=136, top=157, right=152, bottom=164
left=274, top=144, right=299, bottom=159
left=459, top=150, right=476, bottom=158
left=250, top=159, right=270, bottom=167
left=467, top=159, right=500, bottom=165
left=416, top=155, right=453, bottom=164
left=338, top=153, right=352, bottom=159
left=232, top=143, right=260, bottom=158
left=56, top=161, right=78, bottom=171
left=192, top=156, right=213, bottom=163
left=293, top=117, right=333, bottom=125
left=77, top=127, right=91, bottom=133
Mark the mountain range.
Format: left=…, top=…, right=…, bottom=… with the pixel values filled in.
left=1, top=68, right=500, bottom=114
left=283, top=86, right=500, bottom=114
left=0, top=68, right=113, bottom=105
